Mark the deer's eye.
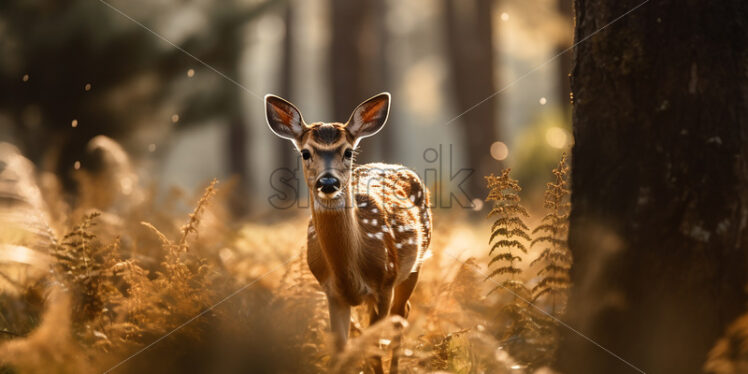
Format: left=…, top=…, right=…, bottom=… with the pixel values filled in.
left=301, top=149, right=311, bottom=160
left=343, top=149, right=353, bottom=159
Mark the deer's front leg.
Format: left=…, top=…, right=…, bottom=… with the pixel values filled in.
left=367, top=288, right=393, bottom=374
left=327, top=294, right=351, bottom=352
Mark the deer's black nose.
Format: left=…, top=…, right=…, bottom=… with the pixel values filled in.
left=316, top=174, right=340, bottom=194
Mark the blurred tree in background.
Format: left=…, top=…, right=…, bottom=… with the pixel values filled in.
left=443, top=0, right=500, bottom=202
left=329, top=0, right=390, bottom=163
left=0, top=0, right=280, bottom=214
left=0, top=0, right=574, bottom=215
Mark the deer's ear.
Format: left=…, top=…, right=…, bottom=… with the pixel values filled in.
left=265, top=94, right=306, bottom=141
left=346, top=93, right=390, bottom=144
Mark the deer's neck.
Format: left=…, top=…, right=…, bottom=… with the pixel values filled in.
left=310, top=188, right=363, bottom=289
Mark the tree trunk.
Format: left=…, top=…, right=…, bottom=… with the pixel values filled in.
left=278, top=3, right=297, bottom=171
left=558, top=2, right=748, bottom=374
left=557, top=0, right=573, bottom=117
left=443, top=0, right=499, bottom=202
left=329, top=0, right=388, bottom=163
left=227, top=113, right=250, bottom=216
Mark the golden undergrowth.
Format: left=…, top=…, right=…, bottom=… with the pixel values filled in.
left=0, top=154, right=571, bottom=374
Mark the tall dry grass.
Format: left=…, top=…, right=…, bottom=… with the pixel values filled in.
left=0, top=138, right=573, bottom=374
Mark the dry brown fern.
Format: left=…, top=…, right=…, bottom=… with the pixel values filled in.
left=531, top=153, right=572, bottom=315
left=485, top=169, right=531, bottom=293
left=177, top=179, right=218, bottom=251
left=50, top=211, right=118, bottom=324
left=525, top=152, right=572, bottom=367
left=484, top=168, right=541, bottom=367
left=272, top=250, right=329, bottom=373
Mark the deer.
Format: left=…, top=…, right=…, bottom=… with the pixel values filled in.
left=265, top=92, right=432, bottom=373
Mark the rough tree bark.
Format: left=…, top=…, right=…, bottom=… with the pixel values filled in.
left=444, top=0, right=500, bottom=202
left=558, top=1, right=748, bottom=374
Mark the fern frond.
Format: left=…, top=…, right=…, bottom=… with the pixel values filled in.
left=530, top=236, right=567, bottom=247
left=488, top=253, right=522, bottom=267
left=491, top=217, right=530, bottom=232
left=489, top=240, right=527, bottom=255
left=530, top=153, right=572, bottom=322
left=490, top=227, right=531, bottom=243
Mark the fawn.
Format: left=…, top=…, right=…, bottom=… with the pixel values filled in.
left=265, top=93, right=432, bottom=373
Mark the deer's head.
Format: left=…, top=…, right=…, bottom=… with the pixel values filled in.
left=265, top=93, right=390, bottom=208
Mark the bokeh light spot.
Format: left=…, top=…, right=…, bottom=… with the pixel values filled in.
left=73, top=161, right=81, bottom=170
left=71, top=119, right=78, bottom=128
left=545, top=127, right=567, bottom=149
left=22, top=74, right=29, bottom=82
left=171, top=114, right=180, bottom=123
left=501, top=12, right=510, bottom=21
left=187, top=69, right=195, bottom=78
left=539, top=97, right=547, bottom=105
left=84, top=83, right=92, bottom=91
left=472, top=198, right=484, bottom=211
left=490, top=141, right=509, bottom=161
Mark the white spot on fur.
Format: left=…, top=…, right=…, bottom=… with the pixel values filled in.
left=367, top=232, right=375, bottom=238
left=362, top=218, right=369, bottom=224
left=375, top=232, right=384, bottom=240
left=395, top=243, right=403, bottom=249
left=382, top=226, right=389, bottom=232
left=410, top=195, right=415, bottom=202
left=372, top=219, right=378, bottom=225
left=372, top=208, right=378, bottom=213
left=358, top=202, right=367, bottom=208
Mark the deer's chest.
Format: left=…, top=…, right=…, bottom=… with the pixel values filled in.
left=306, top=224, right=393, bottom=304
